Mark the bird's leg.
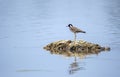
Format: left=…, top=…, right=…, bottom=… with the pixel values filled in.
left=74, top=33, right=76, bottom=44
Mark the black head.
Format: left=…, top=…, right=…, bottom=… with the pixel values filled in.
left=67, top=24, right=73, bottom=27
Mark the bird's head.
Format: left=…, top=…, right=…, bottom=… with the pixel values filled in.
left=67, top=24, right=73, bottom=27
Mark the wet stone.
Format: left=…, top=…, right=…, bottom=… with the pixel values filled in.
left=43, top=40, right=110, bottom=58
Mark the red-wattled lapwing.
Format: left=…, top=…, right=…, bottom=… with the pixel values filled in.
left=67, top=24, right=86, bottom=42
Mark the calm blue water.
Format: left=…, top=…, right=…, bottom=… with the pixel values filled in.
left=0, top=0, right=120, bottom=77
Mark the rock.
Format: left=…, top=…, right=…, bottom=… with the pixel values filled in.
left=43, top=40, right=110, bottom=58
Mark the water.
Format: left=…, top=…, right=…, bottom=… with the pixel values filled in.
left=0, top=0, right=120, bottom=77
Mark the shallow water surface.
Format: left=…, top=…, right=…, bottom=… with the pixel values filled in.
left=0, top=0, right=120, bottom=77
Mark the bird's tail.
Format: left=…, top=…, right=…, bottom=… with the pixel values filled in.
left=81, top=31, right=86, bottom=33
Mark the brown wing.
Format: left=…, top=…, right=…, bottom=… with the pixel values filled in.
left=72, top=26, right=86, bottom=33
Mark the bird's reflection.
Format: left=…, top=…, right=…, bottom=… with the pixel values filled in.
left=69, top=57, right=85, bottom=74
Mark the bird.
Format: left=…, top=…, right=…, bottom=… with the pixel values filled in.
left=67, top=24, right=86, bottom=42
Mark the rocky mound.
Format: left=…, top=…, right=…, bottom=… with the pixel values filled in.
left=43, top=40, right=110, bottom=58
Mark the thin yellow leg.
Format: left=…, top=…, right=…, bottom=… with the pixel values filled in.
left=74, top=33, right=76, bottom=44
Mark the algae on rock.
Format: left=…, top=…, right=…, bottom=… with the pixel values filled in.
left=43, top=40, right=110, bottom=58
